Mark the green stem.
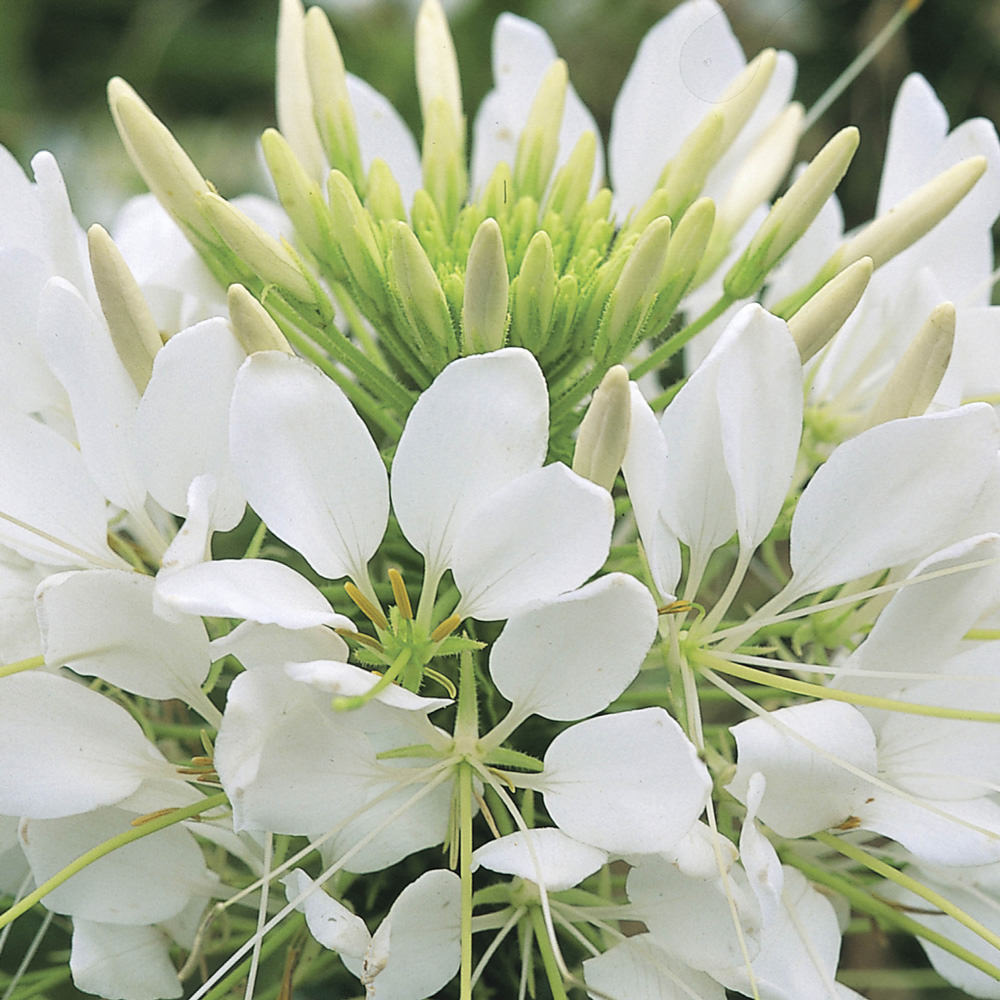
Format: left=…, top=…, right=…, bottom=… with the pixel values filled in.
left=0, top=792, right=229, bottom=931
left=694, top=650, right=1000, bottom=722
left=630, top=293, right=732, bottom=379
left=529, top=906, right=570, bottom=1000
left=459, top=761, right=475, bottom=1000
left=242, top=518, right=268, bottom=559
left=0, top=655, right=44, bottom=679
left=784, top=850, right=1000, bottom=981
left=815, top=831, right=1000, bottom=957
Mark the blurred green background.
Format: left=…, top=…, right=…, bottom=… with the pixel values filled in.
left=1, top=0, right=999, bottom=236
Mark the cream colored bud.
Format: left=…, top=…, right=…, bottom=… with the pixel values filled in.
left=715, top=49, right=779, bottom=152
left=573, top=366, right=632, bottom=491
left=304, top=6, right=363, bottom=189
left=107, top=77, right=216, bottom=245
left=227, top=284, right=294, bottom=355
left=725, top=126, right=859, bottom=299
left=87, top=224, right=161, bottom=392
left=387, top=221, right=456, bottom=360
left=416, top=0, right=463, bottom=136
left=543, top=130, right=597, bottom=220
left=514, top=60, right=568, bottom=201
left=831, top=157, right=987, bottom=273
left=199, top=192, right=316, bottom=303
left=462, top=218, right=509, bottom=354
left=787, top=256, right=873, bottom=363
left=327, top=170, right=386, bottom=303
left=716, top=103, right=804, bottom=239
left=261, top=128, right=331, bottom=258
left=365, top=158, right=408, bottom=223
left=276, top=0, right=326, bottom=183
left=861, top=302, right=956, bottom=430
left=660, top=110, right=724, bottom=220
left=421, top=97, right=468, bottom=233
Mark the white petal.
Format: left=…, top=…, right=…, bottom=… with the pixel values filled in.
left=626, top=855, right=762, bottom=972
left=347, top=74, right=423, bottom=211
left=286, top=660, right=452, bottom=712
left=391, top=349, right=548, bottom=575
left=36, top=278, right=146, bottom=515
left=788, top=404, right=1000, bottom=598
left=609, top=0, right=745, bottom=216
left=38, top=569, right=215, bottom=718
left=0, top=672, right=170, bottom=819
left=230, top=351, right=388, bottom=581
left=728, top=701, right=877, bottom=838
left=451, top=463, right=613, bottom=621
left=714, top=305, right=802, bottom=552
left=488, top=573, right=657, bottom=720
left=155, top=558, right=339, bottom=628
left=472, top=828, right=606, bottom=891
left=542, top=708, right=710, bottom=854
left=282, top=868, right=371, bottom=957
left=0, top=407, right=122, bottom=568
left=470, top=14, right=603, bottom=197
left=135, top=318, right=247, bottom=531
left=584, top=935, right=726, bottom=1000
left=71, top=919, right=183, bottom=1000
left=211, top=619, right=351, bottom=670
left=621, top=384, right=681, bottom=597
left=19, top=806, right=213, bottom=924
left=738, top=772, right=783, bottom=927
left=341, top=870, right=461, bottom=1000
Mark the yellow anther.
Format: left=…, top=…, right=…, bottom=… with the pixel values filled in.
left=388, top=567, right=414, bottom=620
left=430, top=613, right=462, bottom=643
left=659, top=600, right=694, bottom=616
left=130, top=807, right=178, bottom=827
left=343, top=581, right=389, bottom=631
left=334, top=627, right=385, bottom=652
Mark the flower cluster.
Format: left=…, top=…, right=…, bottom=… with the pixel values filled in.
left=2, top=1, right=1000, bottom=998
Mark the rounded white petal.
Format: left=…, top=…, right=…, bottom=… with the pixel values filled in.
left=621, top=384, right=681, bottom=598
left=788, top=404, right=1000, bottom=598
left=542, top=708, right=710, bottom=854
left=609, top=0, right=745, bottom=216
left=341, top=870, right=461, bottom=1000
left=451, top=463, right=613, bottom=621
left=38, top=569, right=214, bottom=717
left=391, top=349, right=548, bottom=575
left=0, top=672, right=170, bottom=819
left=230, top=351, right=388, bottom=581
left=286, top=660, right=452, bottom=712
left=210, top=619, right=351, bottom=671
left=282, top=869, right=371, bottom=957
left=728, top=701, right=877, bottom=838
left=71, top=919, right=183, bottom=1000
left=19, top=806, right=214, bottom=924
left=488, top=573, right=657, bottom=720
left=135, top=318, right=247, bottom=531
left=472, top=828, right=607, bottom=891
left=584, top=934, right=726, bottom=1000
left=155, top=558, right=339, bottom=628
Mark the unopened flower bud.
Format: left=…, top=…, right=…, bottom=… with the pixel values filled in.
left=829, top=157, right=987, bottom=273
left=387, top=221, right=457, bottom=362
left=304, top=6, right=363, bottom=190
left=724, top=126, right=859, bottom=300
left=509, top=230, right=556, bottom=349
left=107, top=77, right=217, bottom=247
left=514, top=60, right=569, bottom=201
left=597, top=216, right=672, bottom=360
left=543, top=130, right=597, bottom=221
left=365, top=158, right=408, bottom=224
left=415, top=0, right=463, bottom=138
left=421, top=98, right=468, bottom=233
left=228, top=284, right=294, bottom=355
left=276, top=0, right=326, bottom=183
left=87, top=224, right=161, bottom=392
left=573, top=366, right=632, bottom=491
left=327, top=170, right=387, bottom=303
left=861, top=302, right=956, bottom=430
left=462, top=218, right=509, bottom=354
left=199, top=192, right=316, bottom=304
left=261, top=127, right=332, bottom=260
left=787, top=256, right=873, bottom=363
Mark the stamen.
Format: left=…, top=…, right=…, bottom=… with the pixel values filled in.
left=388, top=567, right=414, bottom=619
left=334, top=626, right=385, bottom=652
left=130, top=807, right=178, bottom=826
left=343, top=581, right=389, bottom=631
left=658, top=599, right=694, bottom=616
left=431, top=613, right=462, bottom=642
left=424, top=666, right=458, bottom=698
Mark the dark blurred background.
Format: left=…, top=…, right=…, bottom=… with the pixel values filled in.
left=1, top=0, right=998, bottom=238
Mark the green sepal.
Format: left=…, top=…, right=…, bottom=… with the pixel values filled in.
left=376, top=743, right=440, bottom=760
left=481, top=747, right=544, bottom=772
left=434, top=635, right=487, bottom=656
